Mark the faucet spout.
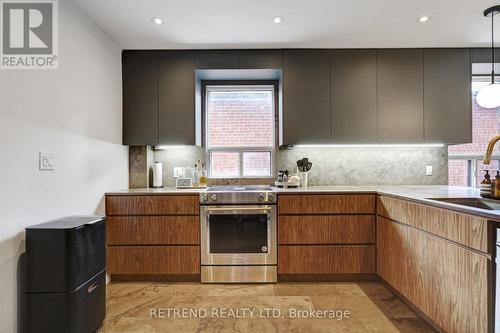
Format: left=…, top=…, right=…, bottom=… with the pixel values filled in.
left=484, top=136, right=500, bottom=164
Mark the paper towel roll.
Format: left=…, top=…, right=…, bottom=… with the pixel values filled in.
left=152, top=162, right=163, bottom=188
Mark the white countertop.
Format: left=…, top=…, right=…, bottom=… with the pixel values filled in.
left=106, top=185, right=500, bottom=221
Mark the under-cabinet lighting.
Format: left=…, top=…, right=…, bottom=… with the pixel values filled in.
left=155, top=145, right=185, bottom=150
left=292, top=144, right=444, bottom=148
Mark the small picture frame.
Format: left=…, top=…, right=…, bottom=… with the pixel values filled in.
left=176, top=178, right=193, bottom=189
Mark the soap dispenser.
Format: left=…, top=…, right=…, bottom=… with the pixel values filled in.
left=480, top=170, right=492, bottom=198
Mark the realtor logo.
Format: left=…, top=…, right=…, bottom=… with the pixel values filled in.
left=1, top=0, right=58, bottom=69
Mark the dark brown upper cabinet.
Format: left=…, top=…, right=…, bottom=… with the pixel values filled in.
left=238, top=49, right=282, bottom=69
left=195, top=50, right=238, bottom=69
left=122, top=50, right=159, bottom=145
left=158, top=51, right=196, bottom=145
left=331, top=50, right=378, bottom=143
left=282, top=49, right=331, bottom=144
left=377, top=49, right=424, bottom=143
left=424, top=49, right=471, bottom=144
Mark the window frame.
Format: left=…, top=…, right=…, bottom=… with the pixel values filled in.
left=202, top=80, right=279, bottom=179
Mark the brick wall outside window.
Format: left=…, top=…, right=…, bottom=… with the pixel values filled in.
left=448, top=89, right=500, bottom=186
left=206, top=87, right=275, bottom=177
left=207, top=91, right=274, bottom=147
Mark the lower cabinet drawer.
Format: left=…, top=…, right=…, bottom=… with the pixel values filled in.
left=107, top=246, right=200, bottom=274
left=278, top=215, right=375, bottom=244
left=278, top=245, right=375, bottom=274
left=107, top=216, right=200, bottom=245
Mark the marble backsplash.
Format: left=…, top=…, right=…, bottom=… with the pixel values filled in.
left=147, top=145, right=448, bottom=186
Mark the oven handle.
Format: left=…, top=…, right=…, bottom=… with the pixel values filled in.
left=204, top=207, right=271, bottom=214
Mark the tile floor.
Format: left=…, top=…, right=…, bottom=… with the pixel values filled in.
left=98, top=282, right=437, bottom=333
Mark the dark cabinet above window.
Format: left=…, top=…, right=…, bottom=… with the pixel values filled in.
left=195, top=50, right=238, bottom=69
left=238, top=50, right=282, bottom=69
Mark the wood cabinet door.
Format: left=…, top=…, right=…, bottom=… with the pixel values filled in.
left=278, top=245, right=375, bottom=274
left=377, top=217, right=489, bottom=333
left=108, top=246, right=200, bottom=275
left=377, top=49, right=424, bottom=143
left=158, top=51, right=196, bottom=145
left=105, top=195, right=199, bottom=216
left=331, top=50, right=378, bottom=143
left=238, top=49, right=282, bottom=69
left=195, top=50, right=238, bottom=69
left=424, top=49, right=472, bottom=144
left=282, top=49, right=331, bottom=144
left=122, top=50, right=158, bottom=145
left=278, top=215, right=375, bottom=245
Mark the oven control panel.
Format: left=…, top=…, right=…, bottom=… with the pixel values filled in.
left=199, top=190, right=277, bottom=204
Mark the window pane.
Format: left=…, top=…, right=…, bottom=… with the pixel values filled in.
left=210, top=151, right=239, bottom=177
left=243, top=151, right=271, bottom=177
left=448, top=160, right=469, bottom=186
left=207, top=87, right=274, bottom=148
left=448, top=77, right=500, bottom=156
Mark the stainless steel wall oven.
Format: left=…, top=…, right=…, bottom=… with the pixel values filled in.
left=200, top=186, right=277, bottom=283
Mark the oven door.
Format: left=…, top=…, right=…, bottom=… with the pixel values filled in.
left=201, top=205, right=277, bottom=265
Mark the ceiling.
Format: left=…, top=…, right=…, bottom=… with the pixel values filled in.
left=71, top=0, right=500, bottom=49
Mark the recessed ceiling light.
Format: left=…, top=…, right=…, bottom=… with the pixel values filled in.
left=417, top=15, right=430, bottom=23
left=272, top=16, right=283, bottom=24
left=151, top=17, right=163, bottom=25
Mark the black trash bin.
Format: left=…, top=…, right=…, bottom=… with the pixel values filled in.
left=25, top=216, right=106, bottom=333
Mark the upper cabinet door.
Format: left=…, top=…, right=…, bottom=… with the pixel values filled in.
left=424, top=49, right=471, bottom=144
left=283, top=49, right=331, bottom=144
left=158, top=51, right=196, bottom=145
left=122, top=51, right=159, bottom=145
left=195, top=50, right=238, bottom=69
left=331, top=50, right=377, bottom=143
left=377, top=50, right=424, bottom=143
left=238, top=50, right=282, bottom=69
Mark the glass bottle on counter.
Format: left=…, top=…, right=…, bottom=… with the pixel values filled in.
left=192, top=164, right=199, bottom=188
left=199, top=163, right=208, bottom=187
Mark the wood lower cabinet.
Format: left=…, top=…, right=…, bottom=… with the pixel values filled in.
left=105, top=194, right=200, bottom=282
left=106, top=195, right=199, bottom=216
left=279, top=245, right=375, bottom=274
left=108, top=246, right=200, bottom=275
left=377, top=192, right=492, bottom=333
left=278, top=215, right=375, bottom=244
left=278, top=194, right=376, bottom=281
left=107, top=216, right=199, bottom=245
left=378, top=196, right=488, bottom=253
left=278, top=194, right=375, bottom=215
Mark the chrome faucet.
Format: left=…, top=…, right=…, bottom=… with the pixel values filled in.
left=484, top=136, right=500, bottom=164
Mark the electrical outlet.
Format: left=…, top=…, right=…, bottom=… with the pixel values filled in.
left=39, top=152, right=55, bottom=171
left=426, top=165, right=432, bottom=176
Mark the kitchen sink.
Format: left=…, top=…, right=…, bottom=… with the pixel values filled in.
left=427, top=197, right=500, bottom=210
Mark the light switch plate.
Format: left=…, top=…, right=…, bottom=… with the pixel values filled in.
left=39, top=152, right=55, bottom=170
left=426, top=165, right=432, bottom=176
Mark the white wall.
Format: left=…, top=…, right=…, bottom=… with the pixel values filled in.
left=0, top=1, right=128, bottom=332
